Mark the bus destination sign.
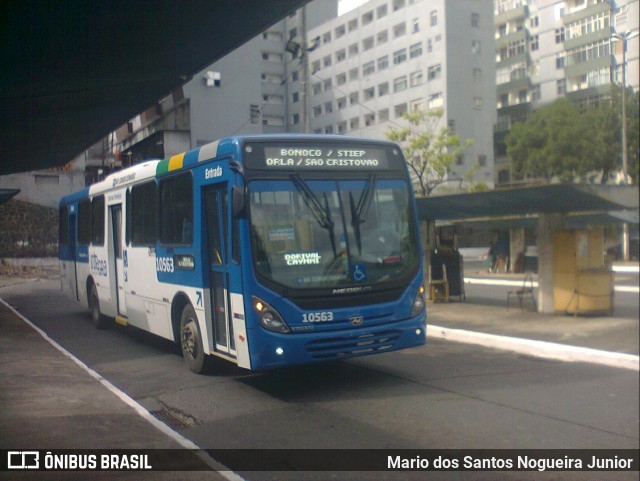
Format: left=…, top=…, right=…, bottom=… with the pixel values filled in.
left=251, top=145, right=394, bottom=170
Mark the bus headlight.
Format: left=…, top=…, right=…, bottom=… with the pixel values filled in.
left=410, top=286, right=426, bottom=317
left=253, top=296, right=290, bottom=333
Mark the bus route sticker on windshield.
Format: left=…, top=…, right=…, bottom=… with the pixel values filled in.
left=284, top=252, right=322, bottom=266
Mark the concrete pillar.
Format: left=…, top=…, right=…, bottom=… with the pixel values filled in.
left=422, top=220, right=434, bottom=283
left=537, top=213, right=565, bottom=314
left=509, top=227, right=526, bottom=272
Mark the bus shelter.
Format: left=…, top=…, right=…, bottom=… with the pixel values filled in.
left=416, top=184, right=639, bottom=314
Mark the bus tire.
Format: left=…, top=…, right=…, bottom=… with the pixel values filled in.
left=89, top=283, right=110, bottom=329
left=180, top=304, right=207, bottom=374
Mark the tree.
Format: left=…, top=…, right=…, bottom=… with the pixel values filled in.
left=505, top=99, right=590, bottom=182
left=386, top=109, right=473, bottom=197
left=506, top=89, right=640, bottom=184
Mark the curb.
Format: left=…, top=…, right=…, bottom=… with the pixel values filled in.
left=427, top=324, right=639, bottom=372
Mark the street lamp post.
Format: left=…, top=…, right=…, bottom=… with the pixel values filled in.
left=611, top=29, right=638, bottom=261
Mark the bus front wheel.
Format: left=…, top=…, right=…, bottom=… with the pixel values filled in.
left=180, top=304, right=207, bottom=374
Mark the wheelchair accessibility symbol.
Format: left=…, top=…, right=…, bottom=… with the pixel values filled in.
left=352, top=264, right=368, bottom=282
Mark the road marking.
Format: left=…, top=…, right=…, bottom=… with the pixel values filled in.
left=0, top=297, right=244, bottom=481
left=428, top=324, right=639, bottom=371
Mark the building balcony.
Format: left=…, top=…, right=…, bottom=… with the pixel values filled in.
left=496, top=101, right=532, bottom=123
left=495, top=29, right=528, bottom=50
left=496, top=52, right=530, bottom=70
left=495, top=4, right=528, bottom=26
left=564, top=28, right=612, bottom=51
left=566, top=83, right=612, bottom=102
left=564, top=54, right=612, bottom=77
left=563, top=1, right=611, bottom=24
left=497, top=76, right=532, bottom=97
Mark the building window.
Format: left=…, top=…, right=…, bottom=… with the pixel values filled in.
left=555, top=28, right=565, bottom=43
left=413, top=18, right=420, bottom=33
left=473, top=68, right=482, bottom=81
left=313, top=105, right=322, bottom=117
left=250, top=104, right=261, bottom=124
left=394, top=103, right=408, bottom=118
left=393, top=48, right=407, bottom=65
left=427, top=38, right=432, bottom=53
left=323, top=78, right=332, bottom=91
left=349, top=92, right=359, bottom=105
left=336, top=49, right=346, bottom=62
left=472, top=40, right=481, bottom=54
left=292, top=92, right=299, bottom=103
left=556, top=53, right=565, bottom=69
left=377, top=55, right=389, bottom=70
left=292, top=113, right=299, bottom=124
left=377, top=30, right=388, bottom=45
left=324, top=102, right=333, bottom=114
left=311, top=60, right=321, bottom=74
left=531, top=84, right=541, bottom=101
left=530, top=34, right=539, bottom=51
left=557, top=78, right=566, bottom=95
left=455, top=154, right=465, bottom=166
left=393, top=76, right=408, bottom=92
left=350, top=117, right=360, bottom=130
left=471, top=13, right=479, bottom=27
left=323, top=55, right=332, bottom=68
left=312, top=83, right=322, bottom=95
left=409, top=42, right=422, bottom=58
left=364, top=87, right=375, bottom=101
left=478, top=155, right=487, bottom=167
left=428, top=93, right=443, bottom=110
left=363, top=36, right=374, bottom=51
left=325, top=125, right=333, bottom=134
left=530, top=16, right=539, bottom=28
left=518, top=89, right=528, bottom=103
left=378, top=108, right=389, bottom=122
left=362, top=10, right=374, bottom=25
left=335, top=24, right=346, bottom=38
left=410, top=70, right=423, bottom=87
left=410, top=98, right=424, bottom=112
left=348, top=43, right=358, bottom=56
left=349, top=68, right=358, bottom=81
left=337, top=97, right=347, bottom=109
left=337, top=73, right=346, bottom=86
left=392, top=0, right=405, bottom=11
left=348, top=18, right=358, bottom=32
left=364, top=112, right=376, bottom=126
left=430, top=10, right=437, bottom=27
left=378, top=82, right=389, bottom=96
left=363, top=61, right=375, bottom=76
left=377, top=4, right=387, bottom=18
left=393, top=22, right=406, bottom=38
left=322, top=31, right=331, bottom=44
left=427, top=64, right=441, bottom=81
left=473, top=97, right=482, bottom=110
left=291, top=71, right=299, bottom=82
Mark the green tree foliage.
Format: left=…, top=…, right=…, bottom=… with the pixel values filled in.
left=386, top=109, right=473, bottom=197
left=506, top=89, right=639, bottom=184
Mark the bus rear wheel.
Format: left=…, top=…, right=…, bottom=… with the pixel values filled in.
left=180, top=304, right=207, bottom=374
left=89, top=283, right=110, bottom=329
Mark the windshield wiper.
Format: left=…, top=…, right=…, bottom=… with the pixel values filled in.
left=291, top=174, right=337, bottom=257
left=349, top=174, right=376, bottom=255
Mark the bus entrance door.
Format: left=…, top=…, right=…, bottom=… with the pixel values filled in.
left=204, top=185, right=236, bottom=358
left=68, top=212, right=79, bottom=301
left=109, top=204, right=127, bottom=318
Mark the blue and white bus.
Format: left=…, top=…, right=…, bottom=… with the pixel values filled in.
left=59, top=135, right=426, bottom=373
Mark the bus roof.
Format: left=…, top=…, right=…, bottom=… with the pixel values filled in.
left=69, top=134, right=402, bottom=197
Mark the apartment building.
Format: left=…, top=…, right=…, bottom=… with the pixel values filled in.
left=303, top=0, right=497, bottom=190
left=494, top=0, right=639, bottom=184
left=114, top=1, right=338, bottom=164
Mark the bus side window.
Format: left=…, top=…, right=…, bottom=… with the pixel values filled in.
left=91, top=195, right=105, bottom=246
left=159, top=173, right=193, bottom=245
left=77, top=199, right=91, bottom=245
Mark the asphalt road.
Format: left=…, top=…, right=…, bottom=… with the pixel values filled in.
left=1, top=280, right=638, bottom=481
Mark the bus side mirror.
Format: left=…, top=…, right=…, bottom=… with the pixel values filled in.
left=232, top=186, right=246, bottom=219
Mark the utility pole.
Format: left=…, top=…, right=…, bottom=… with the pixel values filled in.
left=612, top=29, right=639, bottom=261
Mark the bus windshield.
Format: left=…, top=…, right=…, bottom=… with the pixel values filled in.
left=249, top=178, right=418, bottom=290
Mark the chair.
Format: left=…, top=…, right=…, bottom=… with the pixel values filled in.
left=429, top=264, right=449, bottom=303
left=507, top=274, right=536, bottom=311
